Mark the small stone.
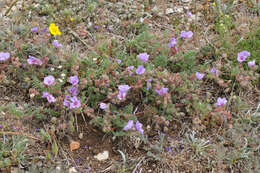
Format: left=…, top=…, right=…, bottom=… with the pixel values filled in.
left=165, top=8, right=174, bottom=15
left=79, top=133, right=83, bottom=139
left=182, top=0, right=191, bottom=2
left=152, top=6, right=158, bottom=13
left=174, top=7, right=183, bottom=13
left=56, top=166, right=61, bottom=171
left=69, top=167, right=77, bottom=173
left=94, top=150, right=109, bottom=161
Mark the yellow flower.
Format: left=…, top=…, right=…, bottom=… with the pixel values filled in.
left=212, top=2, right=216, bottom=6
left=70, top=17, right=74, bottom=21
left=49, top=23, right=61, bottom=36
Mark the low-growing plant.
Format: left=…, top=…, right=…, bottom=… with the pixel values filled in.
left=0, top=135, right=28, bottom=168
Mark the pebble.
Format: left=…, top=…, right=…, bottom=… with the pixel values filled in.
left=94, top=150, right=109, bottom=161
left=79, top=133, right=83, bottom=139
left=165, top=8, right=174, bottom=15
left=69, top=167, right=77, bottom=173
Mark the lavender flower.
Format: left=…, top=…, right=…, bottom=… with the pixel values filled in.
left=52, top=40, right=62, bottom=47
left=100, top=102, right=107, bottom=110
left=69, top=75, right=79, bottom=85
left=137, top=53, right=149, bottom=63
left=117, top=91, right=127, bottom=100
left=42, top=92, right=56, bottom=103
left=127, top=66, right=134, bottom=70
left=123, top=120, right=134, bottom=131
left=46, top=94, right=56, bottom=103
left=248, top=60, right=255, bottom=67
left=69, top=96, right=81, bottom=109
left=210, top=67, right=219, bottom=76
left=0, top=52, right=10, bottom=61
left=118, top=85, right=131, bottom=93
left=116, top=59, right=121, bottom=64
left=42, top=27, right=48, bottom=33
left=155, top=87, right=168, bottom=95
left=136, top=65, right=145, bottom=75
left=27, top=55, right=43, bottom=65
left=237, top=51, right=250, bottom=62
left=180, top=31, right=193, bottom=38
left=147, top=78, right=153, bottom=90
left=216, top=97, right=227, bottom=106
left=135, top=120, right=144, bottom=134
left=44, top=75, right=55, bottom=86
left=68, top=85, right=78, bottom=95
left=31, top=27, right=38, bottom=32
left=118, top=85, right=131, bottom=100
left=127, top=66, right=134, bottom=76
left=42, top=91, right=50, bottom=98
left=168, top=37, right=177, bottom=48
left=196, top=72, right=205, bottom=80
left=186, top=11, right=194, bottom=18
left=63, top=95, right=71, bottom=107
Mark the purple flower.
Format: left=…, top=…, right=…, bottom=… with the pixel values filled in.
left=186, top=11, right=194, bottom=18
left=180, top=31, right=193, bottom=38
left=63, top=95, right=71, bottom=107
left=27, top=55, right=43, bottom=65
left=116, top=59, right=121, bottom=64
left=216, top=97, right=227, bottom=106
left=123, top=120, right=134, bottom=131
left=127, top=66, right=134, bottom=70
left=69, top=96, right=81, bottom=109
left=42, top=27, right=48, bottom=33
left=210, top=67, right=219, bottom=76
left=137, top=53, right=149, bottom=63
left=118, top=85, right=131, bottom=100
left=136, top=120, right=144, bottom=134
left=248, top=60, right=255, bottom=67
left=100, top=102, right=107, bottom=110
left=69, top=75, right=79, bottom=85
left=127, top=66, right=134, bottom=76
left=136, top=65, right=145, bottom=75
left=68, top=85, right=78, bottom=96
left=41, top=92, right=56, bottom=103
left=117, top=91, right=127, bottom=100
left=52, top=40, right=62, bottom=47
left=0, top=52, right=10, bottom=61
left=237, top=51, right=250, bottom=62
left=168, top=37, right=177, bottom=48
left=42, top=91, right=50, bottom=98
left=147, top=78, right=152, bottom=90
left=155, top=87, right=168, bottom=95
left=31, top=27, right=38, bottom=32
left=196, top=72, right=205, bottom=80
left=47, top=94, right=56, bottom=103
left=44, top=75, right=55, bottom=86
left=118, top=85, right=131, bottom=93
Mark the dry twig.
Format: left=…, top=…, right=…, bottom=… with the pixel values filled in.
left=0, top=131, right=40, bottom=141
